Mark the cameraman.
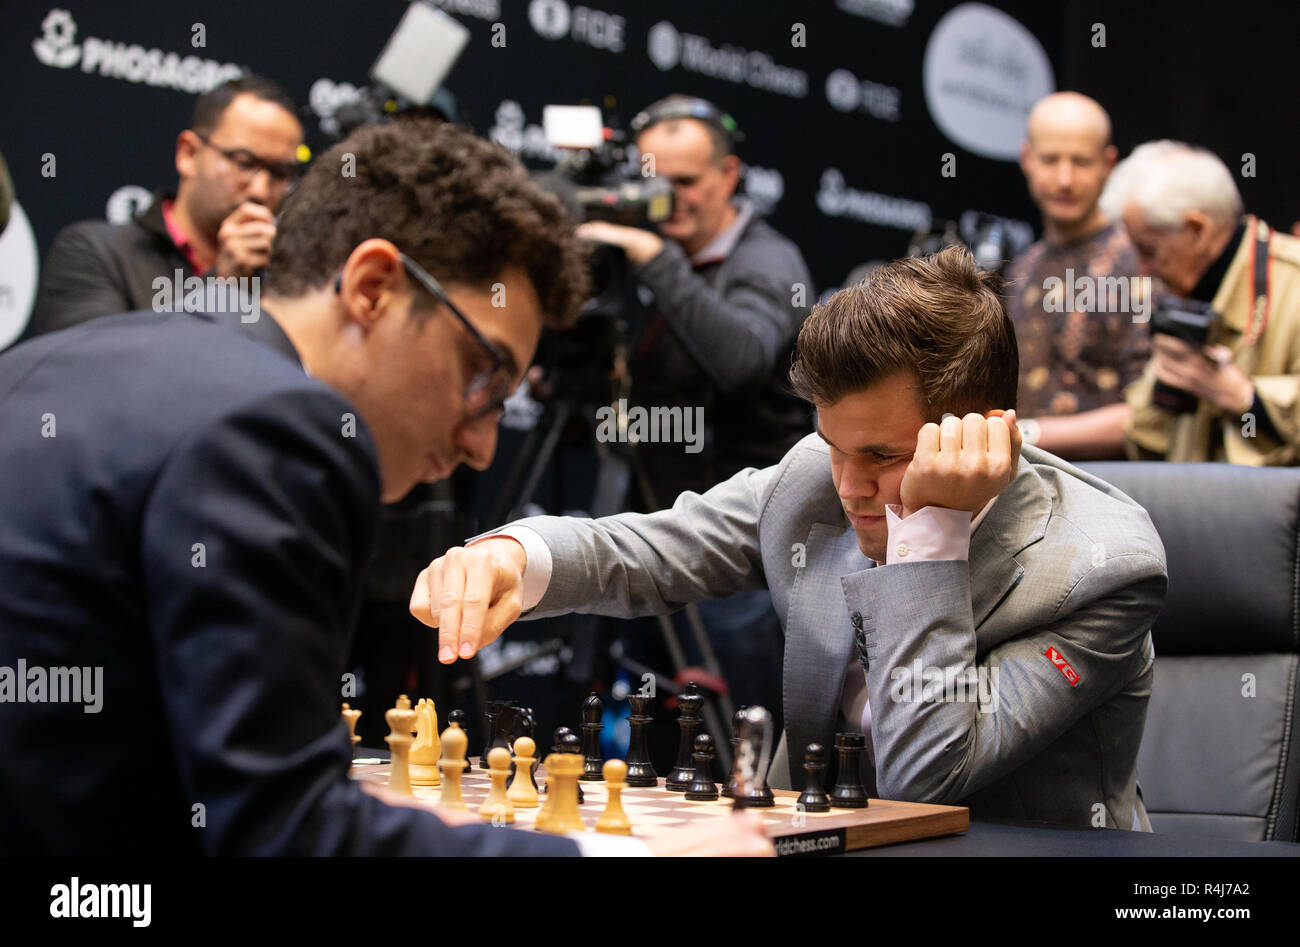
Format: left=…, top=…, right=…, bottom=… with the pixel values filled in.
left=575, top=95, right=813, bottom=718
left=1107, top=141, right=1300, bottom=464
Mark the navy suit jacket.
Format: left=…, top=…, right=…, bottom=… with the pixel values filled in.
left=0, top=308, right=577, bottom=855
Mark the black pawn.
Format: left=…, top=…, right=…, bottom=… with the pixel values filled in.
left=684, top=734, right=719, bottom=800
left=479, top=700, right=502, bottom=770
left=447, top=708, right=468, bottom=739
left=829, top=732, right=869, bottom=808
left=580, top=693, right=604, bottom=781
left=625, top=694, right=658, bottom=787
left=797, top=743, right=831, bottom=813
left=721, top=706, right=748, bottom=798
left=666, top=682, right=704, bottom=792
left=545, top=727, right=583, bottom=803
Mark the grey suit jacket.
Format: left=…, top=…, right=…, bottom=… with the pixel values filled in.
left=511, top=435, right=1167, bottom=830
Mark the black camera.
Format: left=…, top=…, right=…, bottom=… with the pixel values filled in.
left=1149, top=296, right=1222, bottom=414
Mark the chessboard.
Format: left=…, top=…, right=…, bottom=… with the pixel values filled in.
left=352, top=759, right=968, bottom=856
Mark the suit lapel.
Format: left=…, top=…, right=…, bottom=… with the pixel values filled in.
left=783, top=520, right=868, bottom=780
left=969, top=455, right=1052, bottom=629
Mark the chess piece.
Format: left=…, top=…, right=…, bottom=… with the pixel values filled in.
left=797, top=743, right=831, bottom=813
left=665, top=682, right=704, bottom=791
left=596, top=760, right=633, bottom=835
left=507, top=736, right=540, bottom=809
left=536, top=752, right=585, bottom=835
left=829, top=732, right=869, bottom=808
left=479, top=746, right=515, bottom=823
left=580, top=693, right=604, bottom=781
left=437, top=722, right=469, bottom=810
left=734, top=706, right=775, bottom=808
left=341, top=703, right=362, bottom=763
left=510, top=707, right=540, bottom=793
left=685, top=734, right=719, bottom=800
left=480, top=700, right=503, bottom=770
left=721, top=706, right=747, bottom=798
left=448, top=708, right=469, bottom=737
left=546, top=728, right=583, bottom=802
left=625, top=694, right=658, bottom=787
left=491, top=702, right=519, bottom=764
left=385, top=695, right=417, bottom=796
left=409, top=698, right=442, bottom=786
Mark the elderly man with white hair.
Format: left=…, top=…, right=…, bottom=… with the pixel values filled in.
left=1104, top=140, right=1300, bottom=464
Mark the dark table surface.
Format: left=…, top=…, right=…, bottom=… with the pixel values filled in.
left=854, top=818, right=1300, bottom=856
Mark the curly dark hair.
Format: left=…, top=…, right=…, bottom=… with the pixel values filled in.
left=789, top=245, right=1018, bottom=419
left=265, top=118, right=589, bottom=328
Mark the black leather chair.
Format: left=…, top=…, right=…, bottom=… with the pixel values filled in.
left=1081, top=461, right=1300, bottom=841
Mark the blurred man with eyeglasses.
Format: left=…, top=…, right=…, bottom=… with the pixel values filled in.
left=0, top=117, right=772, bottom=857
left=21, top=75, right=302, bottom=340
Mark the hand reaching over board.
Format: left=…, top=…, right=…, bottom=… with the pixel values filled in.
left=409, top=537, right=528, bottom=663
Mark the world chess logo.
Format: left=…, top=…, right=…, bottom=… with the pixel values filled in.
left=647, top=21, right=681, bottom=71
left=33, top=8, right=81, bottom=69
left=528, top=0, right=570, bottom=40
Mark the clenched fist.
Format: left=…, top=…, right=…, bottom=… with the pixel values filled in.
left=409, top=538, right=528, bottom=663
left=215, top=201, right=277, bottom=277
left=899, top=410, right=1022, bottom=517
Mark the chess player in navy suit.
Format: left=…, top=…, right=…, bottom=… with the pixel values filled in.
left=415, top=247, right=1168, bottom=830
left=0, top=118, right=772, bottom=857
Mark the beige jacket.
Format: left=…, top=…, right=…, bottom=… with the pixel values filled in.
left=1126, top=216, right=1300, bottom=465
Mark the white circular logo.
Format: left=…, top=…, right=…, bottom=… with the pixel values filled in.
left=32, top=8, right=80, bottom=69
left=0, top=202, right=40, bottom=349
left=825, top=69, right=861, bottom=113
left=529, top=0, right=571, bottom=40
left=647, top=21, right=681, bottom=71
left=922, top=2, right=1054, bottom=161
left=105, top=186, right=154, bottom=225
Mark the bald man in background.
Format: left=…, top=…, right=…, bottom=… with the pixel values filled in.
left=1004, top=92, right=1150, bottom=459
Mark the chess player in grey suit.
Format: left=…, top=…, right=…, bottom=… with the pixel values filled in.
left=413, top=247, right=1167, bottom=830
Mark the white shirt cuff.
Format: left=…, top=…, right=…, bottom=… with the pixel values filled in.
left=467, top=525, right=553, bottom=612
left=571, top=833, right=653, bottom=856
left=883, top=504, right=974, bottom=565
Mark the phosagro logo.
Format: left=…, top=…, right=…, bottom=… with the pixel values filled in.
left=32, top=8, right=241, bottom=93
left=309, top=78, right=363, bottom=137
left=33, top=8, right=79, bottom=67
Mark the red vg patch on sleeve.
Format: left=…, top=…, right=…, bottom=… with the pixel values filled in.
left=1044, top=646, right=1080, bottom=686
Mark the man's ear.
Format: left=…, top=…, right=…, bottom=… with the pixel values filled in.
left=1183, top=209, right=1211, bottom=243
left=1018, top=139, right=1032, bottom=178
left=176, top=130, right=200, bottom=180
left=1102, top=143, right=1118, bottom=174
left=338, top=239, right=405, bottom=328
left=720, top=153, right=742, bottom=193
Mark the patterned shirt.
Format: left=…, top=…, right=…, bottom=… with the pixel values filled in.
left=1004, top=222, right=1151, bottom=418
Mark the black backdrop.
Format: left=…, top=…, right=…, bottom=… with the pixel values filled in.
left=2, top=0, right=1069, bottom=344
left=4, top=0, right=1296, bottom=339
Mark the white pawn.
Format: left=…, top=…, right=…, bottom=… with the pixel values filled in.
left=479, top=746, right=515, bottom=824
left=507, top=736, right=540, bottom=809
